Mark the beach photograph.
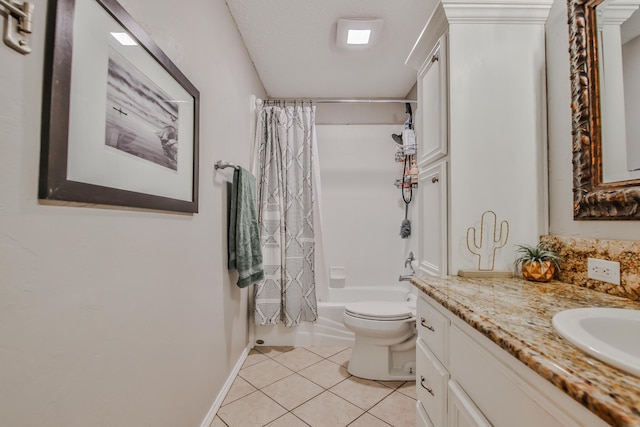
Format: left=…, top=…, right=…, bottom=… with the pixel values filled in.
left=104, top=47, right=180, bottom=171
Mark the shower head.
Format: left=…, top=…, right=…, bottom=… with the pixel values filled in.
left=392, top=133, right=403, bottom=145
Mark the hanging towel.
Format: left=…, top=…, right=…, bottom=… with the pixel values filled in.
left=228, top=167, right=264, bottom=288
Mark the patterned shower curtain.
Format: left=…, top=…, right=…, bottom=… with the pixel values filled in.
left=253, top=101, right=318, bottom=327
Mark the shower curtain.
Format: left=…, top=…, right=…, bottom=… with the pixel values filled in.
left=252, top=100, right=322, bottom=327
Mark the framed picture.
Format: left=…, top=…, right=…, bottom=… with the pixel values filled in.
left=40, top=0, right=199, bottom=213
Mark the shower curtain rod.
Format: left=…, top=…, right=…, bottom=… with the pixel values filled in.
left=266, top=98, right=417, bottom=104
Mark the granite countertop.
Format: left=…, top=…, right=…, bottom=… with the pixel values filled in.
left=410, top=275, right=640, bottom=427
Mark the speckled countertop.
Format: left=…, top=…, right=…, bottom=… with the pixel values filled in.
left=410, top=275, right=640, bottom=427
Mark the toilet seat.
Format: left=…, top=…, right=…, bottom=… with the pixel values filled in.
left=345, top=301, right=414, bottom=321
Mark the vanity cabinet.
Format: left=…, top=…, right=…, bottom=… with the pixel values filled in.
left=406, top=0, right=551, bottom=276
left=416, top=293, right=611, bottom=427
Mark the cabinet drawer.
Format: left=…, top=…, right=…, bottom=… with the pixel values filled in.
left=417, top=295, right=449, bottom=362
left=417, top=401, right=436, bottom=427
left=417, top=338, right=449, bottom=427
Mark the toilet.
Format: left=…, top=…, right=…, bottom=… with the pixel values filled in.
left=343, top=294, right=417, bottom=381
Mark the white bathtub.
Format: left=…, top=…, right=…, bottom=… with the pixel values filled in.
left=253, top=286, right=413, bottom=347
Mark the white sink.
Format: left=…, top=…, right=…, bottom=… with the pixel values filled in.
left=552, top=307, right=640, bottom=377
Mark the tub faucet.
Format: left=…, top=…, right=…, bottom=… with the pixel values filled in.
left=405, top=251, right=415, bottom=274
left=399, top=252, right=416, bottom=282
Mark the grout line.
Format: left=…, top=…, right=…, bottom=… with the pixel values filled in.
left=325, top=389, right=367, bottom=411
left=218, top=377, right=257, bottom=407
left=257, top=384, right=323, bottom=422
left=348, top=411, right=393, bottom=427
left=255, top=389, right=291, bottom=421
left=268, top=412, right=312, bottom=426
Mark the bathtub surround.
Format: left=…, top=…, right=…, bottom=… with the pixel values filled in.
left=541, top=235, right=640, bottom=301
left=253, top=101, right=319, bottom=326
left=317, top=125, right=416, bottom=289
left=251, top=123, right=417, bottom=346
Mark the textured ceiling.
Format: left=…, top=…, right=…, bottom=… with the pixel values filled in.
left=225, top=0, right=438, bottom=99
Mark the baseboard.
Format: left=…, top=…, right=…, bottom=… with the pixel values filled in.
left=199, top=343, right=252, bottom=427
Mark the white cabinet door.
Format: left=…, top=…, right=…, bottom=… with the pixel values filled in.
left=418, top=35, right=448, bottom=166
left=417, top=401, right=436, bottom=427
left=448, top=380, right=492, bottom=427
left=418, top=160, right=447, bottom=276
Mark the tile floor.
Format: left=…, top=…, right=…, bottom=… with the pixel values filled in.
left=212, top=346, right=416, bottom=427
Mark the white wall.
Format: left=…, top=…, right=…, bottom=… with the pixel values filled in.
left=316, top=103, right=407, bottom=125
left=546, top=0, right=640, bottom=240
left=0, top=0, right=265, bottom=426
left=317, top=125, right=416, bottom=291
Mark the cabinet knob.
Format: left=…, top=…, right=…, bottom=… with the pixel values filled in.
left=431, top=54, right=439, bottom=63
left=431, top=176, right=439, bottom=183
left=420, top=317, right=435, bottom=331
left=420, top=375, right=435, bottom=396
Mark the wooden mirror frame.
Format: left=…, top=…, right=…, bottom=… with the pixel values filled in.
left=568, top=0, right=640, bottom=219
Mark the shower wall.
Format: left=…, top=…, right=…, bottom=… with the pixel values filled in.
left=316, top=124, right=417, bottom=296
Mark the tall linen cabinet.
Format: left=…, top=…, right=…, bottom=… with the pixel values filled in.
left=406, top=0, right=552, bottom=277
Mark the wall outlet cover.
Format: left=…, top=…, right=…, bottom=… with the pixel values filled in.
left=587, top=258, right=621, bottom=285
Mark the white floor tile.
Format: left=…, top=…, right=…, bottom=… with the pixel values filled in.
left=265, top=412, right=310, bottom=426
left=261, top=373, right=324, bottom=410
left=298, top=359, right=351, bottom=389
left=239, top=358, right=294, bottom=389
left=348, top=413, right=392, bottom=426
left=272, top=347, right=323, bottom=371
left=368, top=390, right=416, bottom=427
left=222, top=376, right=257, bottom=406
left=292, top=391, right=363, bottom=427
left=217, top=391, right=287, bottom=427
left=215, top=346, right=415, bottom=427
left=330, top=376, right=394, bottom=410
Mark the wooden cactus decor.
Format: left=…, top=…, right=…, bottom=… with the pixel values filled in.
left=466, top=211, right=509, bottom=271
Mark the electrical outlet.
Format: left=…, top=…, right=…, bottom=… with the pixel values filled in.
left=587, top=258, right=621, bottom=285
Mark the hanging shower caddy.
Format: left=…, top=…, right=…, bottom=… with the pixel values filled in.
left=394, top=103, right=418, bottom=190
left=394, top=103, right=418, bottom=239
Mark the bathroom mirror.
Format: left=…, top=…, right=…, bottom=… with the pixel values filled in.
left=568, top=0, right=640, bottom=219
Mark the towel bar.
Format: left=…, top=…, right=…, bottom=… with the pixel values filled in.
left=214, top=160, right=239, bottom=170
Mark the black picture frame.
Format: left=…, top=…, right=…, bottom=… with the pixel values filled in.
left=40, top=0, right=200, bottom=213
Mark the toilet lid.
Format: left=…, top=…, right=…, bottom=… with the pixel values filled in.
left=345, top=302, right=414, bottom=321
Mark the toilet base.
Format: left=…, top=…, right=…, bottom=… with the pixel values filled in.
left=347, top=335, right=417, bottom=381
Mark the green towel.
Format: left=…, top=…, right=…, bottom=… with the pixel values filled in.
left=228, top=167, right=264, bottom=288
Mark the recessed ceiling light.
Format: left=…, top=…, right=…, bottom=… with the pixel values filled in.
left=111, top=32, right=137, bottom=46
left=347, top=29, right=371, bottom=45
left=336, top=18, right=383, bottom=50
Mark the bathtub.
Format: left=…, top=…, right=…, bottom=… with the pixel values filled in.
left=253, top=285, right=413, bottom=347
